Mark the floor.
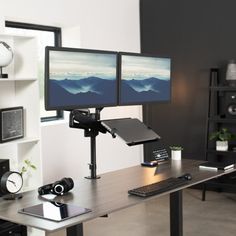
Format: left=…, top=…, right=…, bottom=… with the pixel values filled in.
left=84, top=189, right=236, bottom=236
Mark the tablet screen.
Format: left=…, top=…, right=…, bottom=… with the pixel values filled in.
left=18, top=201, right=91, bottom=222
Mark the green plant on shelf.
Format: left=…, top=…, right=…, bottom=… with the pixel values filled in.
left=169, top=146, right=183, bottom=151
left=20, top=159, right=36, bottom=176
left=209, top=128, right=235, bottom=141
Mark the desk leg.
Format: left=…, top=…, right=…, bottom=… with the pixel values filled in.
left=202, top=183, right=206, bottom=201
left=170, top=190, right=183, bottom=236
left=45, top=224, right=83, bottom=236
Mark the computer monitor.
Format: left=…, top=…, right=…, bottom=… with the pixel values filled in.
left=119, top=52, right=171, bottom=105
left=45, top=46, right=118, bottom=110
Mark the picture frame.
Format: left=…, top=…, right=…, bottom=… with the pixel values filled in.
left=0, top=106, right=24, bottom=143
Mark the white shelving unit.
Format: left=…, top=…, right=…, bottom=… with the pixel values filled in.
left=0, top=33, right=42, bottom=192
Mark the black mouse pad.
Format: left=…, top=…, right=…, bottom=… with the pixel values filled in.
left=18, top=201, right=91, bottom=222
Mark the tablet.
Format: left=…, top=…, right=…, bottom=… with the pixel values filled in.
left=18, top=201, right=91, bottom=222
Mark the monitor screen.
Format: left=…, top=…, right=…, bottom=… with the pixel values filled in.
left=45, top=47, right=118, bottom=110
left=119, top=53, right=171, bottom=105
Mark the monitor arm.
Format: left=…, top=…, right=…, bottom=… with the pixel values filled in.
left=69, top=109, right=107, bottom=135
left=69, top=108, right=108, bottom=179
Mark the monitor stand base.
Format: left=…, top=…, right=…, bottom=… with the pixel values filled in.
left=85, top=176, right=101, bottom=180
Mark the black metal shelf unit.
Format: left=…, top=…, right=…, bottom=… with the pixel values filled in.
left=202, top=68, right=236, bottom=201
left=206, top=149, right=236, bottom=155
left=208, top=116, right=236, bottom=123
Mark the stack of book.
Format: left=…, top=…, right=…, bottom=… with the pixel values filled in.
left=199, top=162, right=235, bottom=171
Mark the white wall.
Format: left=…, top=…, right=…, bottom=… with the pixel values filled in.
left=0, top=0, right=141, bottom=183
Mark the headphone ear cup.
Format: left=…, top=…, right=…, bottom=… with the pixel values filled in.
left=60, top=177, right=74, bottom=192
left=38, top=183, right=53, bottom=195
left=65, top=177, right=74, bottom=190
left=52, top=180, right=64, bottom=195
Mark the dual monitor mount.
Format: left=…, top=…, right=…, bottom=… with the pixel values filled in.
left=69, top=108, right=160, bottom=179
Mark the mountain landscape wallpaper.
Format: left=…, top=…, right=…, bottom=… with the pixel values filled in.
left=120, top=55, right=171, bottom=104
left=48, top=50, right=117, bottom=109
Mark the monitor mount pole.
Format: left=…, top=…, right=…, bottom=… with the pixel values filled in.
left=88, top=130, right=99, bottom=179
left=84, top=108, right=101, bottom=179
left=69, top=108, right=106, bottom=179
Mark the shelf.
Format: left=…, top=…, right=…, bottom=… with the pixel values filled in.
left=0, top=137, right=40, bottom=147
left=0, top=33, right=34, bottom=39
left=208, top=116, right=236, bottom=123
left=0, top=29, right=42, bottom=212
left=205, top=69, right=236, bottom=194
left=205, top=180, right=236, bottom=189
left=205, top=173, right=236, bottom=187
left=209, top=86, right=236, bottom=91
left=0, top=78, right=37, bottom=82
left=206, top=149, right=236, bottom=155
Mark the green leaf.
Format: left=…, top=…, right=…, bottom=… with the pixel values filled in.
left=209, top=128, right=235, bottom=141
left=24, top=159, right=30, bottom=165
left=21, top=159, right=37, bottom=176
left=30, top=164, right=36, bottom=170
left=21, top=166, right=27, bottom=173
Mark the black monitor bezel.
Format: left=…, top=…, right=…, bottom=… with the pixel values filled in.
left=45, top=46, right=119, bottom=111
left=118, top=52, right=172, bottom=106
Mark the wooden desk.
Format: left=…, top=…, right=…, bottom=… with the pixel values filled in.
left=0, top=159, right=235, bottom=236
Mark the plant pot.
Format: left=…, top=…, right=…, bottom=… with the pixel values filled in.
left=216, top=141, right=228, bottom=151
left=226, top=60, right=236, bottom=87
left=171, top=150, right=182, bottom=160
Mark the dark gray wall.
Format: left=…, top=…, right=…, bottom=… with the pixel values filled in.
left=141, top=0, right=236, bottom=160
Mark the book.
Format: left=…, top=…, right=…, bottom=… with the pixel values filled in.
left=199, top=162, right=235, bottom=171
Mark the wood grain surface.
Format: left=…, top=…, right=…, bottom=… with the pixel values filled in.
left=0, top=159, right=235, bottom=233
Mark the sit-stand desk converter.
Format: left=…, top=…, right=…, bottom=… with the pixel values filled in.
left=0, top=159, right=235, bottom=236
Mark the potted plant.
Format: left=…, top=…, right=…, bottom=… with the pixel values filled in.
left=20, top=159, right=36, bottom=189
left=169, top=146, right=183, bottom=160
left=20, top=159, right=36, bottom=175
left=209, top=128, right=235, bottom=151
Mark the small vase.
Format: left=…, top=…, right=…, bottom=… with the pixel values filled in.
left=171, top=150, right=182, bottom=160
left=216, top=141, right=228, bottom=151
left=21, top=172, right=32, bottom=192
left=226, top=60, right=236, bottom=87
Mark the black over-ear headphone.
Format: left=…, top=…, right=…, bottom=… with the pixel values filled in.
left=38, top=177, right=74, bottom=196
